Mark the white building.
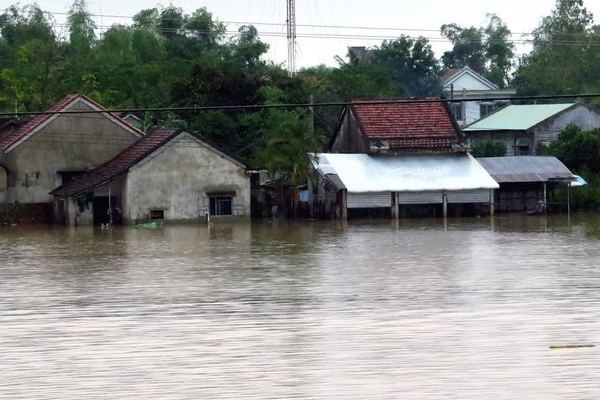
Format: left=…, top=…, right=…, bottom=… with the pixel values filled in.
left=442, top=66, right=515, bottom=127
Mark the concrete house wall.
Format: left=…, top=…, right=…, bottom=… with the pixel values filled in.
left=330, top=109, right=368, bottom=153
left=467, top=130, right=534, bottom=156
left=0, top=100, right=139, bottom=204
left=533, top=104, right=600, bottom=148
left=124, top=133, right=250, bottom=222
left=468, top=105, right=600, bottom=156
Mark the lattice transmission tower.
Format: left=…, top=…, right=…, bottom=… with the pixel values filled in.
left=286, top=0, right=297, bottom=76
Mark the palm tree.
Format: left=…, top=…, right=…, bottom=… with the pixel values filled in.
left=256, top=109, right=322, bottom=218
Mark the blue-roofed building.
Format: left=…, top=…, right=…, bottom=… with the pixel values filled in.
left=463, top=103, right=600, bottom=156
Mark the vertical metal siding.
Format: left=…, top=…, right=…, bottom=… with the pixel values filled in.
left=347, top=192, right=392, bottom=208
left=398, top=191, right=443, bottom=204
left=447, top=189, right=491, bottom=204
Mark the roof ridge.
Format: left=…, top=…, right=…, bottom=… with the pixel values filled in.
left=0, top=94, right=145, bottom=152
left=51, top=128, right=182, bottom=198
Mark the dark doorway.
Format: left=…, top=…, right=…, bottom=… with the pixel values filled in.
left=93, top=196, right=122, bottom=226
left=55, top=200, right=66, bottom=224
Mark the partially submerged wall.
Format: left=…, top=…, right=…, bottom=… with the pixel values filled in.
left=2, top=101, right=139, bottom=204
left=124, top=133, right=250, bottom=223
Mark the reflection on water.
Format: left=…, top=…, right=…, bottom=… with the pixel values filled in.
left=1, top=214, right=600, bottom=399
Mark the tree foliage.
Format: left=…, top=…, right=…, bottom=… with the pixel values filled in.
left=547, top=124, right=600, bottom=172
left=441, top=15, right=515, bottom=88
left=3, top=0, right=600, bottom=189
left=513, top=0, right=600, bottom=98
left=470, top=139, right=507, bottom=157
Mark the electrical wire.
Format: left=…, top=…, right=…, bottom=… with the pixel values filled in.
left=2, top=7, right=593, bottom=38
left=1, top=94, right=598, bottom=118
left=4, top=8, right=600, bottom=47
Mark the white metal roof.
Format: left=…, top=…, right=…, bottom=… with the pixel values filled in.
left=314, top=153, right=499, bottom=193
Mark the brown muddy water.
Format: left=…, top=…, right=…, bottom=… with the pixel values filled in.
left=1, top=214, right=600, bottom=399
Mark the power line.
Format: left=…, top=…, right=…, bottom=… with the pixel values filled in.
left=1, top=94, right=598, bottom=118
left=8, top=8, right=600, bottom=46
left=34, top=21, right=600, bottom=48
left=3, top=7, right=588, bottom=38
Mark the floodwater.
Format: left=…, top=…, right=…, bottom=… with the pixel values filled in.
left=1, top=214, right=600, bottom=399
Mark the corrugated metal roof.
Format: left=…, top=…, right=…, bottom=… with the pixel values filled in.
left=477, top=156, right=576, bottom=183
left=314, top=153, right=498, bottom=193
left=463, top=103, right=575, bottom=131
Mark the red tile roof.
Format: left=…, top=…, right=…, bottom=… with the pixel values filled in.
left=51, top=128, right=181, bottom=198
left=0, top=94, right=144, bottom=152
left=442, top=68, right=462, bottom=83
left=351, top=100, right=461, bottom=151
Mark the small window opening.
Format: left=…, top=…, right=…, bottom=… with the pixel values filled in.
left=150, top=209, right=165, bottom=220
left=450, top=103, right=463, bottom=121
left=480, top=103, right=495, bottom=118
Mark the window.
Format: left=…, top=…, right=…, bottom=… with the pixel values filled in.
left=58, top=170, right=86, bottom=184
left=450, top=103, right=463, bottom=121
left=515, top=137, right=531, bottom=156
left=480, top=103, right=495, bottom=118
left=150, top=209, right=164, bottom=220
left=210, top=196, right=233, bottom=216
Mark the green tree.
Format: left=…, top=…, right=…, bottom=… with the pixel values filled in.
left=371, top=36, right=441, bottom=96
left=513, top=0, right=598, bottom=97
left=470, top=139, right=507, bottom=157
left=547, top=124, right=600, bottom=171
left=253, top=108, right=323, bottom=218
left=441, top=15, right=515, bottom=88
left=0, top=5, right=62, bottom=110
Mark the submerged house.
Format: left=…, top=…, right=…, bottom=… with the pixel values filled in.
left=51, top=128, right=250, bottom=226
left=463, top=103, right=600, bottom=156
left=0, top=94, right=144, bottom=221
left=442, top=66, right=515, bottom=127
left=477, top=156, right=581, bottom=213
left=313, top=100, right=499, bottom=219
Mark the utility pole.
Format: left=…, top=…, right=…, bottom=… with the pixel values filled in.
left=286, top=0, right=296, bottom=76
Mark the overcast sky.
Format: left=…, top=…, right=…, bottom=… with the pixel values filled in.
left=17, top=0, right=600, bottom=68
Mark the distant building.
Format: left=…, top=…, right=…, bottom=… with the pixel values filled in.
left=119, top=112, right=143, bottom=130
left=477, top=156, right=581, bottom=213
left=310, top=153, right=498, bottom=219
left=330, top=99, right=466, bottom=154
left=314, top=100, right=498, bottom=219
left=51, top=128, right=250, bottom=226
left=463, top=103, right=600, bottom=156
left=0, top=94, right=144, bottom=221
left=442, top=66, right=515, bottom=127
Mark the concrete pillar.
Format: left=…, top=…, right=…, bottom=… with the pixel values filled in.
left=442, top=191, right=448, bottom=219
left=543, top=182, right=547, bottom=213
left=567, top=182, right=571, bottom=217
left=0, top=166, right=6, bottom=203
left=490, top=189, right=495, bottom=216
left=391, top=192, right=399, bottom=219
left=339, top=189, right=347, bottom=220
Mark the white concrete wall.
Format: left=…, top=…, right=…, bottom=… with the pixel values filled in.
left=124, top=133, right=250, bottom=222
left=0, top=100, right=140, bottom=204
left=534, top=105, right=600, bottom=147
left=463, top=101, right=482, bottom=126
left=443, top=72, right=495, bottom=91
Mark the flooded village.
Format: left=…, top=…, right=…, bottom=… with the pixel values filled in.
left=0, top=90, right=593, bottom=226
left=3, top=0, right=600, bottom=399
